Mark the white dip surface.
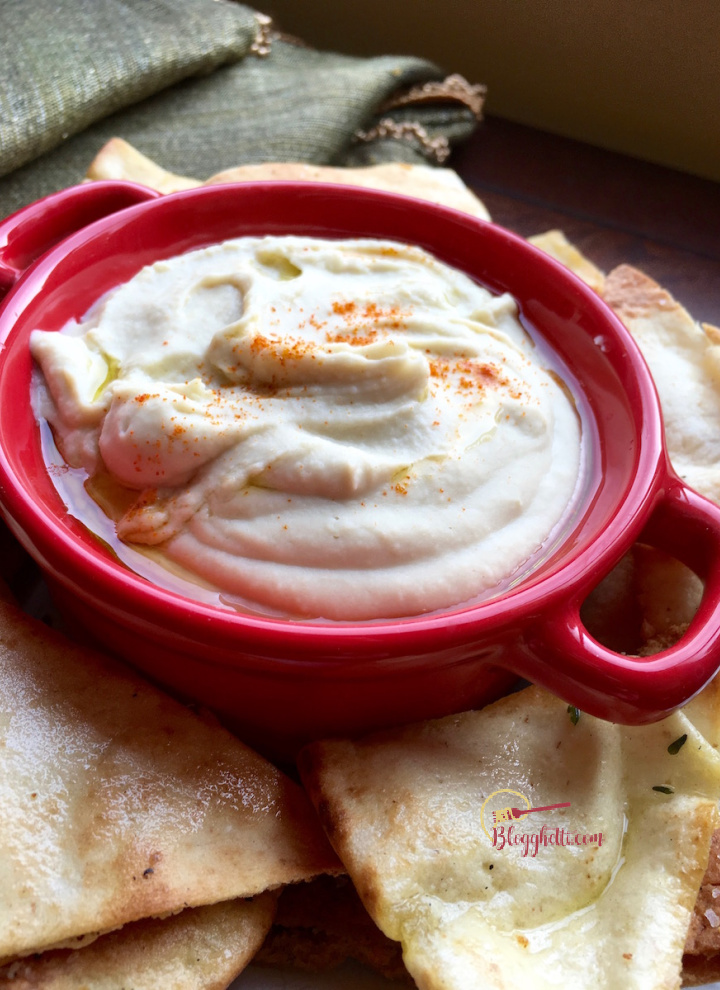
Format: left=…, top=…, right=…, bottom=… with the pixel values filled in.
left=30, top=236, right=582, bottom=620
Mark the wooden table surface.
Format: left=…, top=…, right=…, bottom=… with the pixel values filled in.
left=454, top=116, right=720, bottom=328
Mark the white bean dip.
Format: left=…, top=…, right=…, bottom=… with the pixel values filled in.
left=30, top=236, right=582, bottom=619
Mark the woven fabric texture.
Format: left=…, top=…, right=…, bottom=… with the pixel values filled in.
left=0, top=0, right=478, bottom=218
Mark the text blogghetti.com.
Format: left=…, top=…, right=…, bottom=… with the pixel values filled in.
left=492, top=824, right=603, bottom=858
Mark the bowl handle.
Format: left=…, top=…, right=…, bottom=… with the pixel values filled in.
left=0, top=181, right=160, bottom=300
left=523, top=478, right=720, bottom=724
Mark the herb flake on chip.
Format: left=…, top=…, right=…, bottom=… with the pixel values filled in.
left=667, top=734, right=687, bottom=755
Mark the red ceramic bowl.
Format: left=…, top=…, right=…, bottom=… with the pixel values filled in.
left=2, top=180, right=720, bottom=758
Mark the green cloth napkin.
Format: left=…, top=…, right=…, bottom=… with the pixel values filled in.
left=0, top=0, right=479, bottom=219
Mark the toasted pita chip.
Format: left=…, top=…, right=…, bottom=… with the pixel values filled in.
left=633, top=544, right=703, bottom=655
left=684, top=677, right=720, bottom=755
left=85, top=139, right=490, bottom=219
left=204, top=161, right=491, bottom=220
left=580, top=543, right=704, bottom=659
left=524, top=246, right=720, bottom=505
left=683, top=828, right=720, bottom=983
left=579, top=549, right=641, bottom=654
left=686, top=830, right=720, bottom=960
left=0, top=599, right=340, bottom=964
left=0, top=893, right=275, bottom=990
left=85, top=138, right=201, bottom=193
left=603, top=265, right=720, bottom=504
left=526, top=240, right=720, bottom=502
left=543, top=246, right=720, bottom=977
left=300, top=686, right=720, bottom=990
left=528, top=230, right=605, bottom=294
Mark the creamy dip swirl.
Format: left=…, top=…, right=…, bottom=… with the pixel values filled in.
left=31, top=236, right=582, bottom=620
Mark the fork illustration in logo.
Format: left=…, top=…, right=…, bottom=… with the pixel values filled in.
left=491, top=802, right=571, bottom=825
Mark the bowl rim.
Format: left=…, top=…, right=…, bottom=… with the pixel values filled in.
left=0, top=180, right=668, bottom=655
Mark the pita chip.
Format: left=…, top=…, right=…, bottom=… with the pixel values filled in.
left=85, top=138, right=490, bottom=219
left=597, top=265, right=720, bottom=768
left=0, top=894, right=275, bottom=990
left=524, top=240, right=720, bottom=507
left=602, top=265, right=720, bottom=504
left=525, top=242, right=709, bottom=648
left=632, top=544, right=703, bottom=653
left=525, top=240, right=720, bottom=502
left=579, top=542, right=704, bottom=659
left=203, top=161, right=491, bottom=220
left=528, top=241, right=720, bottom=980
left=85, top=138, right=201, bottom=193
left=686, top=829, right=720, bottom=954
left=300, top=686, right=720, bottom=990
left=528, top=229, right=605, bottom=295
left=0, top=599, right=340, bottom=964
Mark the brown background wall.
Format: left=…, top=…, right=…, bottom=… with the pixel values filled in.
left=263, top=0, right=720, bottom=182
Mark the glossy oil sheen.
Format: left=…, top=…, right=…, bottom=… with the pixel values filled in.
left=2, top=181, right=720, bottom=758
